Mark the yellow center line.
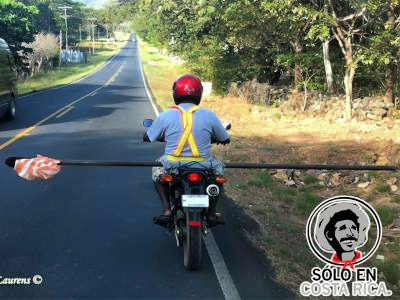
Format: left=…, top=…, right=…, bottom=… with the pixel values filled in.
left=0, top=127, right=36, bottom=150
left=55, top=106, right=74, bottom=119
left=105, top=63, right=125, bottom=86
left=0, top=61, right=126, bottom=151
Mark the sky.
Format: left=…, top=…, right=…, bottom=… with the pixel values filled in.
left=78, top=0, right=108, bottom=9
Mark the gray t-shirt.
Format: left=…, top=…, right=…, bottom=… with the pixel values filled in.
left=147, top=103, right=229, bottom=159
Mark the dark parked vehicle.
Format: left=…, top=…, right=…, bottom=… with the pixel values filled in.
left=0, top=38, right=17, bottom=120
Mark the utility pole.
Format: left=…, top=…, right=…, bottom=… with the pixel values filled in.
left=88, top=18, right=97, bottom=54
left=59, top=29, right=62, bottom=68
left=59, top=5, right=72, bottom=51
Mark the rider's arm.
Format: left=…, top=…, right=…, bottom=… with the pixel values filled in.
left=146, top=112, right=166, bottom=142
left=210, top=111, right=230, bottom=144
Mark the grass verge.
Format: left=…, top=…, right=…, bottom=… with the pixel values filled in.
left=138, top=37, right=187, bottom=110
left=18, top=37, right=128, bottom=95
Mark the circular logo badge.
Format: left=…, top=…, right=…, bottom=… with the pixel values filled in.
left=32, top=274, right=43, bottom=285
left=306, top=195, right=382, bottom=269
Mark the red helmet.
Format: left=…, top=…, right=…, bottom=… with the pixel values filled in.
left=172, top=74, right=203, bottom=105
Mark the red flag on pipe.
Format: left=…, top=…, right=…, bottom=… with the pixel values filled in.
left=14, top=155, right=61, bottom=180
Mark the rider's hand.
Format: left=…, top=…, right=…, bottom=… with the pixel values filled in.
left=213, top=138, right=230, bottom=145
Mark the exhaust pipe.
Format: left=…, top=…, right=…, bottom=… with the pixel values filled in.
left=206, top=184, right=220, bottom=197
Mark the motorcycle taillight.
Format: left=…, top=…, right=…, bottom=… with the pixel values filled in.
left=187, top=172, right=202, bottom=183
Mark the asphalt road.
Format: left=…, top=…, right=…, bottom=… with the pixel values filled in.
left=0, top=34, right=293, bottom=300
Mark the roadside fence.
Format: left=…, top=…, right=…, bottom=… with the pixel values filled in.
left=60, top=50, right=87, bottom=64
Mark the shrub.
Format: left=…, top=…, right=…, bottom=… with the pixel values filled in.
left=23, top=32, right=59, bottom=75
left=376, top=206, right=398, bottom=226
left=378, top=260, right=400, bottom=285
left=374, top=183, right=390, bottom=193
left=304, top=175, right=319, bottom=185
left=272, top=187, right=296, bottom=202
left=296, top=190, right=320, bottom=216
left=248, top=171, right=275, bottom=188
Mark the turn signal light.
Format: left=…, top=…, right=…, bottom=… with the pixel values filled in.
left=161, top=175, right=173, bottom=182
left=215, top=176, right=227, bottom=184
left=187, top=173, right=202, bottom=183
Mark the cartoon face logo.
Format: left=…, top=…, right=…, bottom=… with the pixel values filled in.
left=307, top=196, right=382, bottom=270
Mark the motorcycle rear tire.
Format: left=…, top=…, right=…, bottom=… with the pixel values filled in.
left=183, top=211, right=202, bottom=270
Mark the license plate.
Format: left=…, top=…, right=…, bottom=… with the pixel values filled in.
left=181, top=195, right=209, bottom=208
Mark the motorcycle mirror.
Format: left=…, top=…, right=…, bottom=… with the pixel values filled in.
left=143, top=119, right=153, bottom=127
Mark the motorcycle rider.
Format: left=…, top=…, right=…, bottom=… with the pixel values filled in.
left=143, top=74, right=230, bottom=225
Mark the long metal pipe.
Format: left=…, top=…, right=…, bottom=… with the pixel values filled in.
left=5, top=157, right=397, bottom=171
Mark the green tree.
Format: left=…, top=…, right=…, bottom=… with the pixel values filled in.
left=0, top=0, right=38, bottom=70
left=326, top=0, right=371, bottom=120
left=130, top=0, right=400, bottom=114
left=362, top=0, right=400, bottom=103
left=261, top=1, right=325, bottom=88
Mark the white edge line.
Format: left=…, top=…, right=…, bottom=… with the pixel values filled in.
left=137, top=34, right=241, bottom=300
left=203, top=232, right=242, bottom=300
left=137, top=38, right=160, bottom=117
left=19, top=45, right=125, bottom=100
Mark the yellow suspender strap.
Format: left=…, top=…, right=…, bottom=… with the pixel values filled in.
left=166, top=155, right=207, bottom=162
left=171, top=105, right=201, bottom=157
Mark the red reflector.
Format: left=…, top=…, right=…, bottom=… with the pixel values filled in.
left=216, top=176, right=227, bottom=184
left=161, top=175, right=173, bottom=182
left=189, top=221, right=202, bottom=227
left=187, top=173, right=202, bottom=182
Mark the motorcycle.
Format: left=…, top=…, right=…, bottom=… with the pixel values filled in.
left=143, top=119, right=230, bottom=270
